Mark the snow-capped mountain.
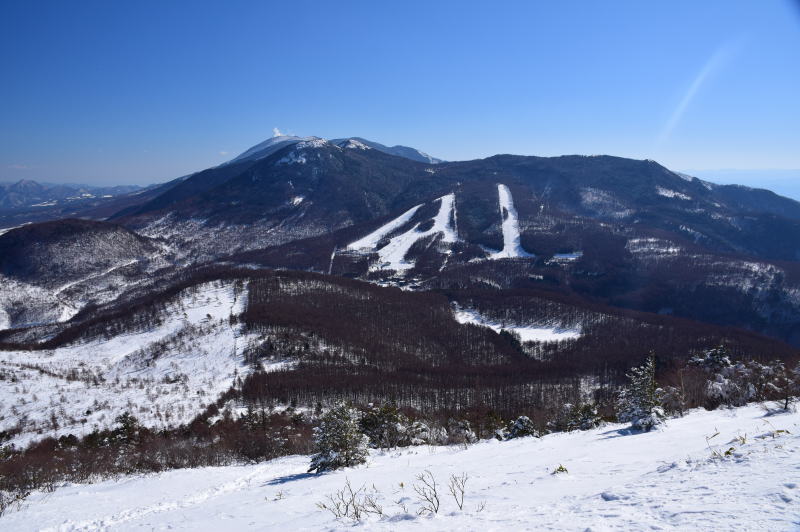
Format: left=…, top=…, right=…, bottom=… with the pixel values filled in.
left=329, top=136, right=444, bottom=164
left=2, top=136, right=800, bottom=345
left=222, top=134, right=318, bottom=166
left=223, top=133, right=444, bottom=167
left=1, top=136, right=798, bottom=530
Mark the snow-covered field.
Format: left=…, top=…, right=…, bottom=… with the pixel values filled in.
left=1, top=404, right=797, bottom=531
left=0, top=281, right=254, bottom=447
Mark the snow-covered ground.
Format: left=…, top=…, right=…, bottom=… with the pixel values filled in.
left=0, top=281, right=255, bottom=447
left=2, top=404, right=797, bottom=531
left=347, top=204, right=423, bottom=251
left=489, top=184, right=533, bottom=259
left=656, top=186, right=692, bottom=201
left=354, top=194, right=458, bottom=272
left=454, top=307, right=581, bottom=343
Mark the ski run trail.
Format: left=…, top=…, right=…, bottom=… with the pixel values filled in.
left=347, top=185, right=539, bottom=271
left=349, top=194, right=457, bottom=272
left=489, top=183, right=533, bottom=259
left=2, top=403, right=798, bottom=531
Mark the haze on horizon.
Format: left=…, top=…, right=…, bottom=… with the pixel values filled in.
left=1, top=1, right=798, bottom=196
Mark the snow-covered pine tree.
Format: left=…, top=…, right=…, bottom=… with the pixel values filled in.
left=566, top=403, right=602, bottom=431
left=617, top=355, right=665, bottom=431
left=689, top=345, right=733, bottom=373
left=547, top=403, right=602, bottom=432
left=503, top=415, right=540, bottom=439
left=359, top=403, right=408, bottom=449
left=308, top=403, right=369, bottom=473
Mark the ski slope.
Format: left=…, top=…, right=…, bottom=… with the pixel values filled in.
left=489, top=184, right=533, bottom=259
left=347, top=204, right=423, bottom=251
left=2, top=404, right=797, bottom=530
left=353, top=194, right=458, bottom=272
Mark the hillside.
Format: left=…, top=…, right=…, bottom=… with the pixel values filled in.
left=0, top=219, right=171, bottom=330
left=1, top=404, right=796, bottom=530
left=1, top=268, right=794, bottom=448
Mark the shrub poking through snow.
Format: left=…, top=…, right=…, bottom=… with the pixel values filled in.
left=503, top=416, right=540, bottom=439
left=308, top=403, right=369, bottom=473
left=317, top=479, right=383, bottom=521
left=447, top=472, right=469, bottom=510
left=617, top=355, right=665, bottom=431
left=413, top=470, right=440, bottom=514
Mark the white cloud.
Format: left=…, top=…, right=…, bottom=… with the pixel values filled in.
left=273, top=127, right=284, bottom=138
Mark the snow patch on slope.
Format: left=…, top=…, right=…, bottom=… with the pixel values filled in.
left=488, top=184, right=534, bottom=259
left=550, top=251, right=583, bottom=263
left=656, top=186, right=692, bottom=201
left=454, top=307, right=580, bottom=343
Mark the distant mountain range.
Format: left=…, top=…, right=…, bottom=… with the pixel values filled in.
left=2, top=133, right=800, bottom=348
left=2, top=132, right=799, bottom=451
left=0, top=179, right=142, bottom=210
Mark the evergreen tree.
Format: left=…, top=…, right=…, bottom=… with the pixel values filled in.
left=689, top=345, right=732, bottom=373
left=359, top=403, right=408, bottom=449
left=308, top=403, right=369, bottom=473
left=548, top=402, right=602, bottom=432
left=503, top=416, right=540, bottom=439
left=566, top=403, right=602, bottom=431
left=617, top=355, right=665, bottom=431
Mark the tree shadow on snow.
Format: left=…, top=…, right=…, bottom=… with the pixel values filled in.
left=265, top=472, right=316, bottom=485
left=597, top=427, right=647, bottom=439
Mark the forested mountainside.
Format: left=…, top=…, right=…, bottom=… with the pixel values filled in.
left=3, top=135, right=799, bottom=344
left=1, top=267, right=795, bottom=447
left=1, top=134, right=799, bottom=443
left=2, top=136, right=799, bottom=527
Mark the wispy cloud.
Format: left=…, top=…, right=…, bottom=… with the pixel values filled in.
left=656, top=40, right=742, bottom=147
left=7, top=164, right=29, bottom=170
left=219, top=151, right=229, bottom=156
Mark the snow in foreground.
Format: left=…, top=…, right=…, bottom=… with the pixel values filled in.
left=3, top=404, right=798, bottom=531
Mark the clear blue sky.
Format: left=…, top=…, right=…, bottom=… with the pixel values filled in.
left=1, top=0, right=799, bottom=190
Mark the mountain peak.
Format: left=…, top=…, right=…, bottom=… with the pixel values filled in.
left=223, top=135, right=312, bottom=166
left=329, top=137, right=443, bottom=164
left=224, top=134, right=443, bottom=168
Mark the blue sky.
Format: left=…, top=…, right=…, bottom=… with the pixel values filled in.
left=1, top=1, right=799, bottom=195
